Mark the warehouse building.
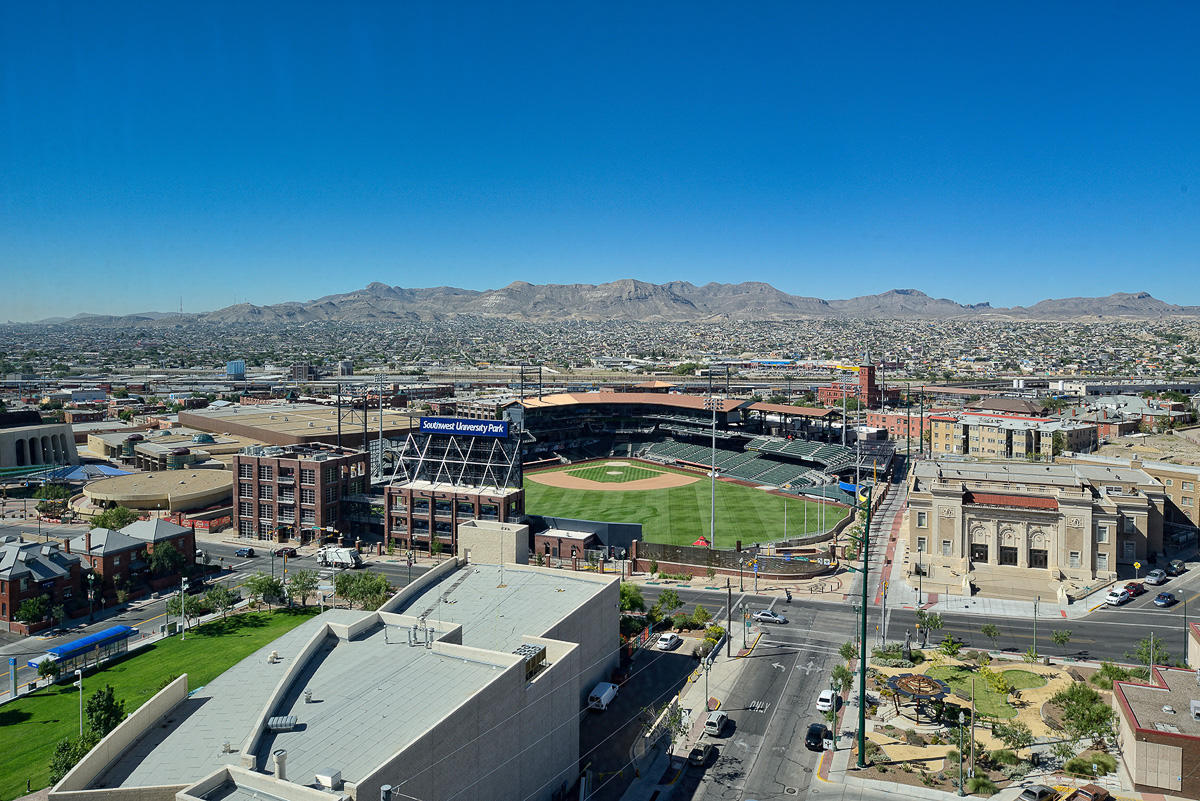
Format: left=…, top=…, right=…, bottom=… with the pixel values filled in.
left=51, top=521, right=619, bottom=801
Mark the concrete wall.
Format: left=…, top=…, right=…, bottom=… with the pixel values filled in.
left=378, top=555, right=463, bottom=614
left=537, top=568, right=621, bottom=707
left=354, top=637, right=580, bottom=801
left=457, top=519, right=529, bottom=566
left=52, top=675, right=189, bottom=800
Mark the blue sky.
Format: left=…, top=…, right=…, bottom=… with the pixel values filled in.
left=2, top=1, right=1198, bottom=321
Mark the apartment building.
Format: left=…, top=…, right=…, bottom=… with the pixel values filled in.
left=384, top=481, right=524, bottom=555
left=232, top=444, right=369, bottom=542
left=928, top=412, right=1097, bottom=459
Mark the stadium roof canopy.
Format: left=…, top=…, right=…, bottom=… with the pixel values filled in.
left=520, top=392, right=751, bottom=413
left=747, top=402, right=840, bottom=419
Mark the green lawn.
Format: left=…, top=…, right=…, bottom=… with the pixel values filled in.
left=925, top=666, right=1047, bottom=719
left=0, top=607, right=321, bottom=799
left=524, top=462, right=847, bottom=546
left=565, top=463, right=663, bottom=483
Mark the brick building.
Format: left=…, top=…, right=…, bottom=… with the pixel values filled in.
left=66, top=519, right=195, bottom=599
left=232, top=443, right=369, bottom=542
left=384, top=481, right=524, bottom=554
left=816, top=362, right=900, bottom=410
left=1113, top=667, right=1200, bottom=798
left=0, top=537, right=83, bottom=634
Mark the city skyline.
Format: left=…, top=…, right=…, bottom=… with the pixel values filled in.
left=3, top=2, right=1198, bottom=321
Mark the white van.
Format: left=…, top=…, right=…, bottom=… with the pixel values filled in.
left=588, top=682, right=619, bottom=711
left=704, top=711, right=728, bottom=736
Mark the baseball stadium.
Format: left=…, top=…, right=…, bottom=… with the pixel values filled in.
left=516, top=392, right=896, bottom=546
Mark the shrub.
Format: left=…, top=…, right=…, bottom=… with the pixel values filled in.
left=672, top=612, right=691, bottom=631
left=1000, top=762, right=1031, bottom=780
left=1090, top=661, right=1133, bottom=690
left=872, top=658, right=916, bottom=668
left=919, top=772, right=937, bottom=787
left=704, top=624, right=726, bottom=641
left=967, top=777, right=999, bottom=796
left=648, top=558, right=658, bottom=574
left=904, top=729, right=925, bottom=746
left=1064, top=752, right=1117, bottom=777
left=989, top=748, right=1018, bottom=766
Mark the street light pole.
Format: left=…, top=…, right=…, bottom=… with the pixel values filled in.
left=75, top=668, right=83, bottom=736
left=1033, top=596, right=1039, bottom=656
left=855, top=484, right=873, bottom=769
left=957, top=711, right=966, bottom=796
left=704, top=396, right=719, bottom=551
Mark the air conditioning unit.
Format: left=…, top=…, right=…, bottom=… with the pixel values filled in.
left=1191, top=700, right=1200, bottom=722
left=315, top=768, right=342, bottom=791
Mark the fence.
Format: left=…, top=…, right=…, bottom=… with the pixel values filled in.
left=634, top=540, right=835, bottom=579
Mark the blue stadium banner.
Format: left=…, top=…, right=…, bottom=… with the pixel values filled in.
left=419, top=417, right=510, bottom=438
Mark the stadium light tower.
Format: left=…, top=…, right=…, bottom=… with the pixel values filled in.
left=703, top=396, right=721, bottom=549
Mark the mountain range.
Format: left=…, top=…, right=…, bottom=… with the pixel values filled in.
left=26, top=281, right=1200, bottom=325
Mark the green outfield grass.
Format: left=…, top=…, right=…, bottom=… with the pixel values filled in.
left=0, top=608, right=320, bottom=799
left=524, top=462, right=847, bottom=546
left=564, top=463, right=663, bottom=483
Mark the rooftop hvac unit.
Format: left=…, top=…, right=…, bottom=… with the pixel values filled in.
left=1192, top=700, right=1200, bottom=722
left=315, top=768, right=342, bottom=791
left=267, top=715, right=297, bottom=732
left=513, top=643, right=547, bottom=681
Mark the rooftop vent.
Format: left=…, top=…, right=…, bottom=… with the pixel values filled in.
left=1164, top=705, right=1176, bottom=714
left=1191, top=700, right=1200, bottom=722
left=267, top=715, right=297, bottom=732
left=315, top=768, right=342, bottom=791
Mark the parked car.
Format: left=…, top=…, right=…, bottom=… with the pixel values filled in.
left=274, top=547, right=298, bottom=558
left=1018, top=786, right=1057, bottom=801
left=1166, top=559, right=1187, bottom=576
left=704, top=711, right=729, bottom=736
left=752, top=609, right=788, bottom=624
left=1145, top=569, right=1168, bottom=585
left=816, top=689, right=837, bottom=712
left=1124, top=581, right=1146, bottom=597
left=656, top=633, right=682, bottom=651
left=234, top=547, right=255, bottom=558
left=1154, top=592, right=1177, bottom=608
left=1064, top=784, right=1110, bottom=801
left=804, top=722, right=830, bottom=752
left=688, top=742, right=714, bottom=767
left=1105, top=588, right=1131, bottom=606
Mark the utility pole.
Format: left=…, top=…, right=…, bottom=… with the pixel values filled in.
left=906, top=383, right=911, bottom=465
left=1033, top=596, right=1039, bottom=656
left=919, top=386, right=925, bottom=455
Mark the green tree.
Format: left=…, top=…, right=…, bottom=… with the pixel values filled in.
left=48, top=733, right=99, bottom=784
left=1052, top=431, right=1066, bottom=456
left=85, top=684, right=127, bottom=737
left=980, top=623, right=1000, bottom=650
left=1022, top=645, right=1041, bottom=664
left=16, top=594, right=49, bottom=624
left=147, top=541, right=186, bottom=576
left=690, top=604, right=713, bottom=627
left=1125, top=635, right=1172, bottom=671
left=1050, top=682, right=1117, bottom=749
left=657, top=588, right=683, bottom=618
left=1052, top=629, right=1072, bottom=657
left=839, top=641, right=859, bottom=662
left=619, top=582, right=646, bottom=613
left=990, top=719, right=1033, bottom=755
left=288, top=569, right=319, bottom=607
left=165, top=593, right=205, bottom=627
left=52, top=603, right=67, bottom=629
left=915, top=610, right=943, bottom=646
left=205, top=585, right=238, bottom=620
left=244, top=572, right=285, bottom=609
left=89, top=506, right=140, bottom=530
left=37, top=659, right=61, bottom=684
left=34, top=483, right=71, bottom=501
left=831, top=663, right=854, bottom=693
left=938, top=634, right=963, bottom=658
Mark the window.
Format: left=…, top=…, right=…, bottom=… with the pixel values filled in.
left=258, top=503, right=273, bottom=520
left=114, top=556, right=121, bottom=566
left=916, top=511, right=928, bottom=528
left=1165, top=479, right=1173, bottom=487
left=239, top=520, right=255, bottom=537
left=1123, top=541, right=1135, bottom=559
left=300, top=468, right=315, bottom=485
left=238, top=463, right=253, bottom=479
left=239, top=483, right=253, bottom=498
left=325, top=505, right=338, bottom=522
left=238, top=501, right=253, bottom=518
left=325, top=466, right=337, bottom=483
left=258, top=464, right=274, bottom=481
left=324, top=485, right=339, bottom=503
left=1185, top=481, right=1195, bottom=492
left=20, top=578, right=29, bottom=591
left=278, top=505, right=295, bottom=523
left=301, top=509, right=315, bottom=524
left=1123, top=517, right=1136, bottom=534
left=258, top=521, right=274, bottom=538
left=1097, top=552, right=1109, bottom=571
left=941, top=540, right=952, bottom=556
left=1184, top=497, right=1194, bottom=507
left=301, top=488, right=316, bottom=505
left=1096, top=525, right=1109, bottom=543
left=258, top=484, right=274, bottom=500
left=278, top=486, right=294, bottom=503
left=1068, top=551, right=1081, bottom=568
left=916, top=537, right=927, bottom=553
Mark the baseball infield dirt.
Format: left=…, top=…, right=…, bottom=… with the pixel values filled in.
left=527, top=469, right=700, bottom=491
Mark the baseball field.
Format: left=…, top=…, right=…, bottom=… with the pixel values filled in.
left=523, top=460, right=847, bottom=547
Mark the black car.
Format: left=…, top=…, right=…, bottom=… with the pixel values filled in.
left=804, top=722, right=829, bottom=752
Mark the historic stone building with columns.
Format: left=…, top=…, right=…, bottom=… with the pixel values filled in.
left=905, top=459, right=1164, bottom=601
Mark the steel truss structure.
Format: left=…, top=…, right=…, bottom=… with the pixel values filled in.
left=385, top=429, right=523, bottom=488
